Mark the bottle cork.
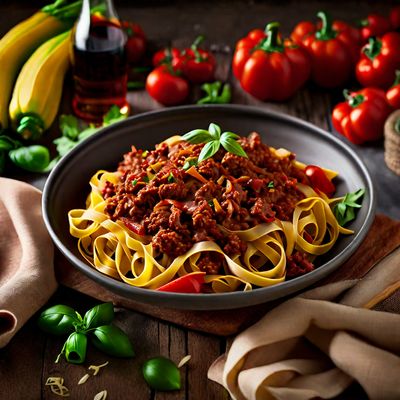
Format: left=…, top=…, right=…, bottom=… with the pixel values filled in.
left=384, top=110, right=400, bottom=176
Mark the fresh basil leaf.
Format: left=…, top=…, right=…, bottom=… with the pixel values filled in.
left=335, top=202, right=347, bottom=218
left=220, top=131, right=240, bottom=141
left=208, top=123, right=221, bottom=140
left=64, top=332, right=87, bottom=364
left=198, top=140, right=220, bottom=163
left=220, top=137, right=248, bottom=158
left=181, top=129, right=212, bottom=144
left=267, top=181, right=274, bottom=188
left=83, top=303, right=114, bottom=330
left=91, top=325, right=135, bottom=358
left=38, top=305, right=79, bottom=336
left=346, top=188, right=365, bottom=203
left=142, top=357, right=181, bottom=391
left=59, top=114, right=80, bottom=140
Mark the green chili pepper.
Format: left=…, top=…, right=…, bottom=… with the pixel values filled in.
left=83, top=302, right=114, bottom=330
left=142, top=357, right=181, bottom=391
left=197, top=81, right=231, bottom=104
left=91, top=325, right=135, bottom=358
left=37, top=305, right=80, bottom=336
left=9, top=145, right=50, bottom=172
left=62, top=332, right=87, bottom=364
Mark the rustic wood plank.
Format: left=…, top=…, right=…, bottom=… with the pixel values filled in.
left=187, top=332, right=228, bottom=400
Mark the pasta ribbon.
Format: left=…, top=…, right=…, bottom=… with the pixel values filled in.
left=68, top=170, right=352, bottom=293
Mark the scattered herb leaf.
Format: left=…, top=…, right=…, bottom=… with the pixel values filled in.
left=132, top=179, right=138, bottom=186
left=267, top=181, right=274, bottom=188
left=142, top=357, right=181, bottom=391
left=197, top=81, right=232, bottom=104
left=333, top=188, right=365, bottom=226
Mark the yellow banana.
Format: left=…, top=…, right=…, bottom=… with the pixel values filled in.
left=0, top=1, right=81, bottom=129
left=9, top=31, right=72, bottom=140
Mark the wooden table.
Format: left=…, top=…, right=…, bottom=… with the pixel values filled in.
left=1, top=1, right=399, bottom=399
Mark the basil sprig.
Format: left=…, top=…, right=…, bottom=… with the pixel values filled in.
left=142, top=357, right=181, bottom=391
left=333, top=188, right=365, bottom=226
left=38, top=302, right=134, bottom=364
left=182, top=123, right=248, bottom=163
left=197, top=81, right=231, bottom=104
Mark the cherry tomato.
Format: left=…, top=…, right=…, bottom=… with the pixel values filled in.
left=146, top=65, right=189, bottom=106
left=305, top=165, right=335, bottom=197
left=122, top=21, right=146, bottom=64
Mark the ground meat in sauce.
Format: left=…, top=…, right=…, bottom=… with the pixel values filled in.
left=286, top=251, right=315, bottom=279
left=103, top=132, right=312, bottom=275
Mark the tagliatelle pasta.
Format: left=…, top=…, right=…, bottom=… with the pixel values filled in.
left=68, top=132, right=353, bottom=293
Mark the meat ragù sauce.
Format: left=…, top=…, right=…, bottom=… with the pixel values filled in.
left=103, top=132, right=311, bottom=276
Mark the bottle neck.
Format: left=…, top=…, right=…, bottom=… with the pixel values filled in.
left=83, top=0, right=119, bottom=19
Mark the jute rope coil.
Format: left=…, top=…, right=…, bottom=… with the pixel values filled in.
left=384, top=110, right=400, bottom=176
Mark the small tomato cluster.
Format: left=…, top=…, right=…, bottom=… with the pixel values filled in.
left=146, top=36, right=216, bottom=106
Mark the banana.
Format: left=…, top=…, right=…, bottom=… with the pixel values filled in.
left=9, top=31, right=72, bottom=140
left=0, top=1, right=81, bottom=129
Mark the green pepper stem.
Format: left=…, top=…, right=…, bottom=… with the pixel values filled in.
left=259, top=22, right=283, bottom=53
left=16, top=114, right=45, bottom=141
left=343, top=89, right=364, bottom=108
left=316, top=11, right=336, bottom=40
left=363, top=37, right=382, bottom=60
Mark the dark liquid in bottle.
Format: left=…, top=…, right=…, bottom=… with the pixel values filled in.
left=72, top=17, right=128, bottom=122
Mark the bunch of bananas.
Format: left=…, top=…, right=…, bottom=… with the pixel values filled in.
left=0, top=0, right=82, bottom=138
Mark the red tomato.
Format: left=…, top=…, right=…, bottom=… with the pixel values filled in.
left=305, top=165, right=335, bottom=197
left=121, top=21, right=146, bottom=64
left=146, top=65, right=189, bottom=106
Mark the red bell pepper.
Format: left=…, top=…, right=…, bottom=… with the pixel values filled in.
left=291, top=11, right=360, bottom=88
left=233, top=22, right=310, bottom=101
left=332, top=88, right=392, bottom=144
left=386, top=70, right=400, bottom=109
left=356, top=32, right=400, bottom=89
left=359, top=13, right=392, bottom=42
left=390, top=6, right=400, bottom=30
left=233, top=27, right=268, bottom=79
left=305, top=165, right=335, bottom=197
left=122, top=21, right=147, bottom=65
left=180, top=36, right=216, bottom=84
left=156, top=272, right=206, bottom=293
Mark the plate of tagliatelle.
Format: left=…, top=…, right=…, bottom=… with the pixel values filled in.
left=43, top=105, right=375, bottom=310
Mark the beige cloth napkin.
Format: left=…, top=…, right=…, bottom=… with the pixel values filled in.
left=0, top=178, right=56, bottom=348
left=208, top=247, right=400, bottom=400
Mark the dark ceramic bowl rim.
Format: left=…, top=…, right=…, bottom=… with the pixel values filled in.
left=42, top=104, right=376, bottom=310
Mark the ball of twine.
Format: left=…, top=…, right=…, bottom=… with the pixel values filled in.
left=384, top=110, right=400, bottom=176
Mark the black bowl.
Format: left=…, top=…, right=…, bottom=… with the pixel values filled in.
left=43, top=105, right=375, bottom=310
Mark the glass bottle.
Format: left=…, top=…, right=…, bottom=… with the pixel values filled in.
left=71, top=0, right=129, bottom=122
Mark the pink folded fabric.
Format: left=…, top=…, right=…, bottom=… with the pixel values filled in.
left=208, top=247, right=400, bottom=400
left=0, top=178, right=57, bottom=348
